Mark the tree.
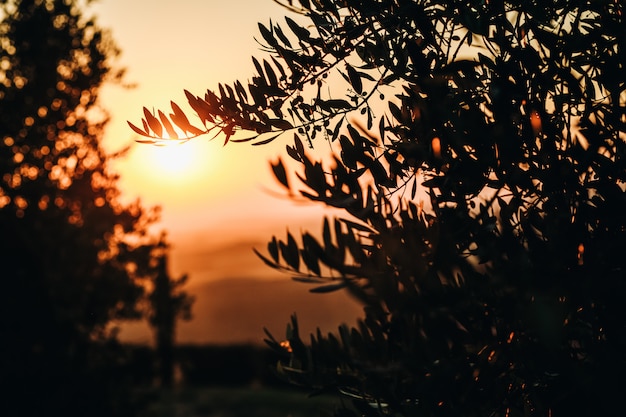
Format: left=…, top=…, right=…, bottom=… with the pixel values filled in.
left=145, top=235, right=194, bottom=388
left=132, top=0, right=625, bottom=416
left=0, top=1, right=160, bottom=415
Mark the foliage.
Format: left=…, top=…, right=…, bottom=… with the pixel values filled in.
left=133, top=0, right=625, bottom=416
left=0, top=1, right=188, bottom=415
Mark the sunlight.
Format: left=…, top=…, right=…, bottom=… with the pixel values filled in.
left=148, top=142, right=196, bottom=178
left=115, top=136, right=223, bottom=210
left=134, top=138, right=217, bottom=191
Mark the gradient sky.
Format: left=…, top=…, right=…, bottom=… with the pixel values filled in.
left=92, top=0, right=331, bottom=263
left=90, top=0, right=361, bottom=344
left=93, top=0, right=308, bottom=235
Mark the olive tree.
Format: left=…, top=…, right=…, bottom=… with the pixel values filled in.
left=132, top=1, right=625, bottom=415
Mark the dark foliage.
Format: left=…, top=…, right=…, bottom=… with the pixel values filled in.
left=0, top=1, right=190, bottom=415
left=134, top=0, right=625, bottom=416
left=146, top=236, right=194, bottom=387
left=177, top=344, right=285, bottom=387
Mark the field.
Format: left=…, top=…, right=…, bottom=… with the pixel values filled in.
left=137, top=386, right=345, bottom=417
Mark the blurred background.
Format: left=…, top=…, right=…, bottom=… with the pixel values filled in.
left=0, top=1, right=362, bottom=416
left=91, top=0, right=362, bottom=345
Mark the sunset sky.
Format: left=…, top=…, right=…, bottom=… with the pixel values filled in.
left=93, top=0, right=307, bottom=236
left=91, top=0, right=362, bottom=344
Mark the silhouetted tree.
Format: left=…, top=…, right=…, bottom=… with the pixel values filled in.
left=133, top=1, right=624, bottom=416
left=146, top=235, right=193, bottom=387
left=0, top=1, right=158, bottom=415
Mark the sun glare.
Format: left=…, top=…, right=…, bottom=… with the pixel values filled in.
left=148, top=142, right=196, bottom=177
left=119, top=137, right=222, bottom=208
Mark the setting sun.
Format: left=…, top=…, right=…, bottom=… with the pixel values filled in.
left=147, top=141, right=198, bottom=178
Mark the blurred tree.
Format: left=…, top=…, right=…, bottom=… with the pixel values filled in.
left=0, top=0, right=168, bottom=415
left=145, top=235, right=193, bottom=388
left=133, top=0, right=624, bottom=416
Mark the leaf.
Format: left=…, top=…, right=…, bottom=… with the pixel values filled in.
left=258, top=22, right=277, bottom=47
left=127, top=120, right=149, bottom=137
left=274, top=24, right=292, bottom=48
left=477, top=53, right=495, bottom=69
left=339, top=218, right=376, bottom=233
left=292, top=276, right=325, bottom=284
left=331, top=116, right=345, bottom=142
left=252, top=57, right=265, bottom=83
left=233, top=81, right=248, bottom=102
left=253, top=248, right=278, bottom=268
left=264, top=60, right=278, bottom=87
left=252, top=132, right=283, bottom=146
left=229, top=135, right=259, bottom=143
left=322, top=217, right=332, bottom=251
left=185, top=90, right=215, bottom=125
left=268, top=236, right=279, bottom=262
left=271, top=56, right=287, bottom=80
left=346, top=64, right=363, bottom=95
left=282, top=232, right=300, bottom=271
left=143, top=107, right=162, bottom=137
left=310, top=281, right=347, bottom=293
left=286, top=144, right=302, bottom=162
left=388, top=102, right=403, bottom=122
left=269, top=118, right=293, bottom=130
left=294, top=134, right=305, bottom=155
left=271, top=158, right=289, bottom=188
left=170, top=101, right=204, bottom=135
left=300, top=244, right=321, bottom=276
left=134, top=138, right=156, bottom=144
left=324, top=99, right=353, bottom=110
left=378, top=115, right=386, bottom=143
left=285, top=16, right=310, bottom=41
left=158, top=110, right=178, bottom=139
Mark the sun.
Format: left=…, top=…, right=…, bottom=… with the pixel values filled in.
left=136, top=137, right=222, bottom=187
left=147, top=141, right=197, bottom=177
left=119, top=137, right=222, bottom=208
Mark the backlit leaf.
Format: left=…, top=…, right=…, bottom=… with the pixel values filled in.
left=158, top=110, right=178, bottom=139
left=185, top=90, right=215, bottom=125
left=143, top=107, right=162, bottom=137
left=170, top=101, right=204, bottom=135
left=128, top=120, right=149, bottom=137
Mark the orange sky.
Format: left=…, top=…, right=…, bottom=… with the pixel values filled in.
left=91, top=0, right=362, bottom=344
left=93, top=0, right=300, bottom=231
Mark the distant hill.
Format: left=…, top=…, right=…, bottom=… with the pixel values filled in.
left=118, top=277, right=363, bottom=346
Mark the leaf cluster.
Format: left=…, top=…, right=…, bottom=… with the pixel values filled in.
left=138, top=0, right=624, bottom=416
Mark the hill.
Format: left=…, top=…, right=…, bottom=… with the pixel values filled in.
left=119, top=277, right=363, bottom=345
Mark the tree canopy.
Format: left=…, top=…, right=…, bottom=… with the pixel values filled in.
left=0, top=1, right=190, bottom=415
left=132, top=0, right=624, bottom=416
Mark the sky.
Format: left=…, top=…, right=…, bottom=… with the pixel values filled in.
left=92, top=0, right=310, bottom=236
left=90, top=0, right=362, bottom=344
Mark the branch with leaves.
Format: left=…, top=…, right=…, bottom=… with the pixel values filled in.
left=134, top=1, right=625, bottom=416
